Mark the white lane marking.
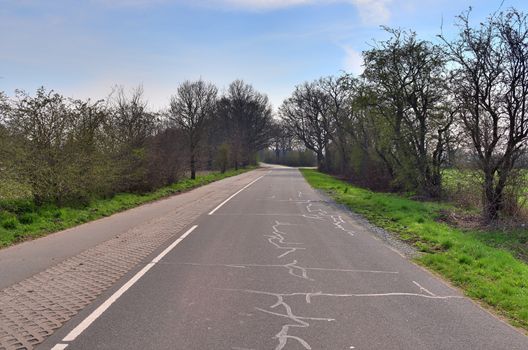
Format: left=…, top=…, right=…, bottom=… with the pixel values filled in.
left=51, top=344, right=68, bottom=350
left=61, top=225, right=199, bottom=342
left=208, top=175, right=265, bottom=215
left=152, top=225, right=198, bottom=263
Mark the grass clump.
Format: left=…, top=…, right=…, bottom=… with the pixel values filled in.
left=0, top=167, right=254, bottom=248
left=301, top=169, right=528, bottom=330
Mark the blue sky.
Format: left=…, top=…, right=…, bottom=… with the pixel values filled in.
left=1, top=0, right=526, bottom=110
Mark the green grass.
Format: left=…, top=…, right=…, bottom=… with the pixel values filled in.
left=473, top=228, right=528, bottom=262
left=301, top=169, right=528, bottom=330
left=0, top=168, right=254, bottom=248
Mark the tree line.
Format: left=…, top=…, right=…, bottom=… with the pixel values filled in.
left=280, top=8, right=528, bottom=222
left=0, top=80, right=274, bottom=207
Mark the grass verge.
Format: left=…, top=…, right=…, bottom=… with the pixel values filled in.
left=301, top=169, right=528, bottom=330
left=0, top=167, right=254, bottom=248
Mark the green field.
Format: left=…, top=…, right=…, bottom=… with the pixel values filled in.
left=0, top=168, right=253, bottom=248
left=442, top=168, right=528, bottom=210
left=301, top=169, right=528, bottom=330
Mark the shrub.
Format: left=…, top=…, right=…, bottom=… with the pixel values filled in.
left=2, top=217, right=18, bottom=230
left=18, top=212, right=36, bottom=225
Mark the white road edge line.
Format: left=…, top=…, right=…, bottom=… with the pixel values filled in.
left=208, top=175, right=265, bottom=215
left=61, top=225, right=199, bottom=343
left=51, top=344, right=68, bottom=350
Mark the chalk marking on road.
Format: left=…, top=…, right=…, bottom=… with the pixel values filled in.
left=256, top=199, right=311, bottom=203
left=305, top=202, right=355, bottom=236
left=61, top=225, right=199, bottom=343
left=219, top=288, right=334, bottom=350
left=413, top=281, right=436, bottom=297
left=173, top=261, right=398, bottom=281
left=176, top=262, right=248, bottom=268
left=217, top=286, right=463, bottom=350
left=387, top=245, right=407, bottom=259
left=51, top=344, right=68, bottom=350
left=306, top=267, right=398, bottom=274
left=306, top=202, right=328, bottom=216
left=301, top=214, right=325, bottom=220
left=207, top=213, right=325, bottom=219
left=217, top=281, right=464, bottom=350
left=208, top=176, right=265, bottom=215
left=266, top=221, right=306, bottom=258
left=330, top=215, right=355, bottom=236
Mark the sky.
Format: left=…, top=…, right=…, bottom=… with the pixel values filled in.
left=1, top=0, right=527, bottom=111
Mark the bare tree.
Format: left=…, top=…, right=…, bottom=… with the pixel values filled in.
left=270, top=120, right=293, bottom=164
left=221, top=80, right=274, bottom=168
left=440, top=9, right=528, bottom=220
left=279, top=81, right=333, bottom=170
left=169, top=80, right=217, bottom=179
left=318, top=75, right=353, bottom=175
left=108, top=85, right=156, bottom=148
left=106, top=85, right=158, bottom=192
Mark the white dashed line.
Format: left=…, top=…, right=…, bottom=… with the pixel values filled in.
left=208, top=175, right=265, bottom=215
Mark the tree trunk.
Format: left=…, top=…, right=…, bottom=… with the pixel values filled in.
left=317, top=151, right=325, bottom=172
left=190, top=153, right=196, bottom=180
left=483, top=172, right=501, bottom=222
left=340, top=143, right=347, bottom=176
left=425, top=168, right=442, bottom=199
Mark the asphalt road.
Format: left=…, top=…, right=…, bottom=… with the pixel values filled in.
left=40, top=167, right=528, bottom=350
left=0, top=170, right=261, bottom=290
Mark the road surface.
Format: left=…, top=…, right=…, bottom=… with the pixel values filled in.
left=24, top=168, right=528, bottom=349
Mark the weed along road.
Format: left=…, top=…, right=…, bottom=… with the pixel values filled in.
left=6, top=167, right=526, bottom=349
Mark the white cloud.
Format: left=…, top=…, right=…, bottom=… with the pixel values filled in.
left=215, top=0, right=313, bottom=10
left=351, top=0, right=391, bottom=24
left=211, top=0, right=392, bottom=23
left=342, top=45, right=364, bottom=75
left=96, top=0, right=392, bottom=24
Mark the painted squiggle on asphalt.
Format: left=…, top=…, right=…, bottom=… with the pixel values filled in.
left=218, top=284, right=461, bottom=350
left=304, top=202, right=355, bottom=236
left=174, top=261, right=398, bottom=281
left=265, top=221, right=306, bottom=258
left=219, top=288, right=334, bottom=350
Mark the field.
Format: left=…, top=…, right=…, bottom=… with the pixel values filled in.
left=442, top=168, right=528, bottom=210
left=301, top=169, right=528, bottom=330
left=0, top=168, right=253, bottom=248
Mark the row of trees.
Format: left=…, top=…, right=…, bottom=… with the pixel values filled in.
left=0, top=80, right=274, bottom=206
left=280, top=8, right=528, bottom=222
left=259, top=122, right=317, bottom=167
